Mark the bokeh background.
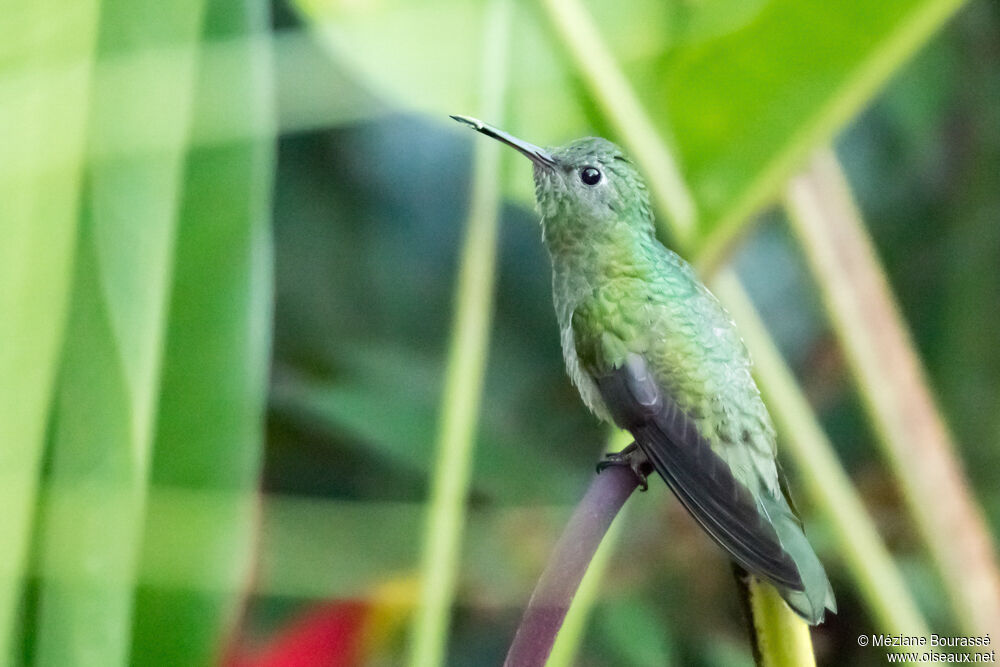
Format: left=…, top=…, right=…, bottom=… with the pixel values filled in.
left=4, top=0, right=1000, bottom=665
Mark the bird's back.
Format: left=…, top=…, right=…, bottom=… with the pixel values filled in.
left=557, top=238, right=835, bottom=623
left=640, top=244, right=782, bottom=497
left=557, top=238, right=780, bottom=494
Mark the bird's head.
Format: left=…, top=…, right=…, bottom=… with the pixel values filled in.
left=450, top=116, right=654, bottom=244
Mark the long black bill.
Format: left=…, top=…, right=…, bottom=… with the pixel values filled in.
left=450, top=115, right=557, bottom=168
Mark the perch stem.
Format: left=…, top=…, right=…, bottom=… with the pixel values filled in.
left=503, top=465, right=640, bottom=667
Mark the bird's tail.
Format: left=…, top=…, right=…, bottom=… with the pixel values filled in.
left=759, top=492, right=837, bottom=625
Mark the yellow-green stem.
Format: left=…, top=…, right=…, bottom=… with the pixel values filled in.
left=406, top=2, right=509, bottom=665
left=747, top=577, right=816, bottom=667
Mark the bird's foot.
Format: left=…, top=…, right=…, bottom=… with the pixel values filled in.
left=596, top=442, right=653, bottom=491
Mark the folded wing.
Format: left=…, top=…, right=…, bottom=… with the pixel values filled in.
left=595, top=353, right=803, bottom=591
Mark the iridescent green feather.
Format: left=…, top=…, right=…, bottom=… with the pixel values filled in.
left=538, top=137, right=835, bottom=623
left=450, top=116, right=835, bottom=623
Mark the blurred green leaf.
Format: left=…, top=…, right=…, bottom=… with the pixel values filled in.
left=0, top=0, right=100, bottom=659
left=595, top=596, right=676, bottom=667
left=664, top=0, right=964, bottom=253
left=293, top=0, right=964, bottom=255
left=28, top=490, right=564, bottom=608
left=127, top=0, right=276, bottom=663
left=31, top=0, right=205, bottom=664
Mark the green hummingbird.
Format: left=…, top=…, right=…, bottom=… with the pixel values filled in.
left=451, top=115, right=836, bottom=624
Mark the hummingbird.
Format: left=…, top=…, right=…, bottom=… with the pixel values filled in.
left=451, top=115, right=836, bottom=624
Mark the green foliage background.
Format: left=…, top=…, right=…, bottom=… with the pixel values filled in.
left=2, top=0, right=999, bottom=665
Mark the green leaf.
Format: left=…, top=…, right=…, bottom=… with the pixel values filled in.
left=0, top=0, right=100, bottom=660
left=127, top=0, right=275, bottom=664
left=664, top=0, right=966, bottom=262
left=31, top=0, right=205, bottom=664
left=291, top=0, right=964, bottom=253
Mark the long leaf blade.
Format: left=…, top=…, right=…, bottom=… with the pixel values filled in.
left=0, top=0, right=101, bottom=658
left=32, top=0, right=206, bottom=663
left=128, top=0, right=276, bottom=662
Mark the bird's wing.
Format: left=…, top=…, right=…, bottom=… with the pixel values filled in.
left=595, top=352, right=804, bottom=591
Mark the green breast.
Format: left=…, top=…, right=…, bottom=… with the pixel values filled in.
left=558, top=239, right=782, bottom=497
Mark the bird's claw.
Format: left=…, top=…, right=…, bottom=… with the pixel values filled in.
left=596, top=441, right=652, bottom=492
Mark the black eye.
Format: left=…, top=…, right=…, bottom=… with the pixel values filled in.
left=580, top=167, right=602, bottom=185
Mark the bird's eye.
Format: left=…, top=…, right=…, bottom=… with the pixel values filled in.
left=580, top=167, right=602, bottom=186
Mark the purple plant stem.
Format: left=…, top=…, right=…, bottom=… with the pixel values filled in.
left=503, top=465, right=641, bottom=667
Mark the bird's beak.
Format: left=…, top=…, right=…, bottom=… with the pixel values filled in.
left=450, top=115, right=557, bottom=169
